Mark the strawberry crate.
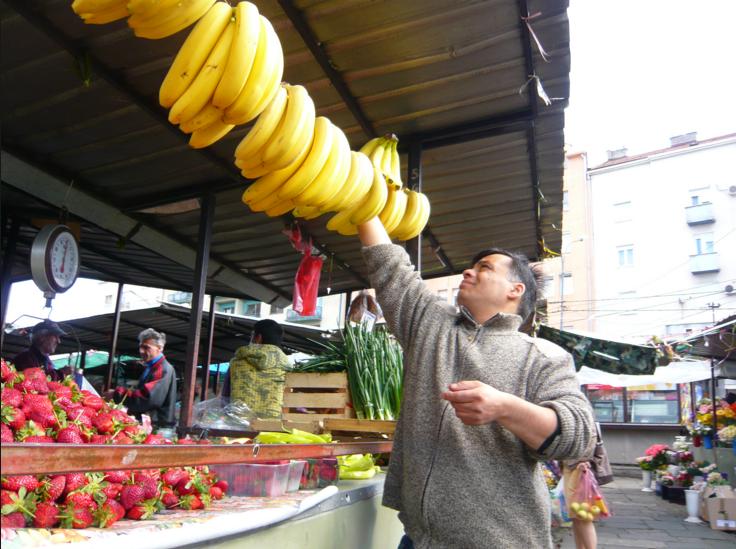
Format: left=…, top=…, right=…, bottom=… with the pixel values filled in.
left=282, top=372, right=356, bottom=423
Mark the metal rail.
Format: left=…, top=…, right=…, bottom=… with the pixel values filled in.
left=1, top=441, right=393, bottom=476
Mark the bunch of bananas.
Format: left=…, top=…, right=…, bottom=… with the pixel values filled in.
left=360, top=134, right=402, bottom=189
left=158, top=1, right=283, bottom=149
left=71, top=0, right=129, bottom=24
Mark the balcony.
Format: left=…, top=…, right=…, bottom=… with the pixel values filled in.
left=685, top=202, right=715, bottom=225
left=690, top=252, right=720, bottom=274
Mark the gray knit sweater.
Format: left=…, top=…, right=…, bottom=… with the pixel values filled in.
left=363, top=244, right=595, bottom=549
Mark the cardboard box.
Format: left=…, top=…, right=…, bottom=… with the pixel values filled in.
left=706, top=497, right=736, bottom=531
left=699, top=485, right=734, bottom=521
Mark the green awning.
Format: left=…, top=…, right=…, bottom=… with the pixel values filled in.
left=52, top=351, right=138, bottom=370
left=537, top=325, right=668, bottom=375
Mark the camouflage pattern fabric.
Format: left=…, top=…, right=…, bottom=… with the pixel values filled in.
left=537, top=325, right=666, bottom=375
left=229, top=344, right=289, bottom=418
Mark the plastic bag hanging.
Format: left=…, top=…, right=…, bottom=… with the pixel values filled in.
left=293, top=246, right=323, bottom=316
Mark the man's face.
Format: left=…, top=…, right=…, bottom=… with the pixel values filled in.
left=456, top=254, right=522, bottom=314
left=35, top=333, right=60, bottom=355
left=139, top=339, right=162, bottom=362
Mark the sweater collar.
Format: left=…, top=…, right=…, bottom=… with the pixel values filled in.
left=458, top=306, right=523, bottom=331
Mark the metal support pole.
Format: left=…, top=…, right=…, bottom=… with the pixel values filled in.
left=105, top=284, right=124, bottom=391
left=405, top=142, right=423, bottom=271
left=214, top=364, right=222, bottom=396
left=0, top=219, right=20, bottom=352
left=179, top=194, right=215, bottom=431
left=200, top=295, right=216, bottom=401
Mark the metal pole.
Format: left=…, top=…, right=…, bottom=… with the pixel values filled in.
left=0, top=219, right=20, bottom=352
left=179, top=194, right=215, bottom=431
left=105, top=284, right=124, bottom=391
left=214, top=364, right=222, bottom=396
left=707, top=302, right=720, bottom=466
left=200, top=295, right=216, bottom=401
left=406, top=142, right=423, bottom=271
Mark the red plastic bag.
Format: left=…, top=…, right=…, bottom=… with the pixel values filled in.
left=567, top=465, right=611, bottom=522
left=293, top=249, right=323, bottom=316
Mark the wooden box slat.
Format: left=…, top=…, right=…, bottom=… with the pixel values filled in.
left=283, top=392, right=348, bottom=408
left=282, top=412, right=352, bottom=422
left=324, top=419, right=397, bottom=435
left=285, top=372, right=348, bottom=389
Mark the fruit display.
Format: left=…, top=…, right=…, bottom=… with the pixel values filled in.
left=67, top=0, right=432, bottom=239
left=0, top=360, right=227, bottom=529
left=338, top=454, right=381, bottom=481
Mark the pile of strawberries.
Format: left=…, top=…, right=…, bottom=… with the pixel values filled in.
left=1, top=359, right=228, bottom=529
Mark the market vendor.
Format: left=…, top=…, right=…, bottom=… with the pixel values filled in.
left=12, top=320, right=72, bottom=382
left=221, top=319, right=289, bottom=418
left=357, top=217, right=596, bottom=549
left=108, top=328, right=177, bottom=428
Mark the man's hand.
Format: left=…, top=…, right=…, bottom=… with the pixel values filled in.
left=441, top=380, right=511, bottom=425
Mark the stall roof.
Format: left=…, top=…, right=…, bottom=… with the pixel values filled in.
left=2, top=303, right=333, bottom=366
left=1, top=0, right=569, bottom=303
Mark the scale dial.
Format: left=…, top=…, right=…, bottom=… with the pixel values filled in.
left=30, top=224, right=80, bottom=295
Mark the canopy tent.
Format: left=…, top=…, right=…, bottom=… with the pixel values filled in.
left=576, top=360, right=713, bottom=388
left=537, top=324, right=667, bottom=375
left=51, top=350, right=138, bottom=370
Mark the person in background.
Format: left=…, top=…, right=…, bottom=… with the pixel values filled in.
left=12, top=320, right=71, bottom=382
left=357, top=217, right=595, bottom=549
left=108, top=328, right=177, bottom=428
left=221, top=319, right=289, bottom=418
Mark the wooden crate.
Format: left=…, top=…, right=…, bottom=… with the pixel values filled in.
left=250, top=418, right=324, bottom=435
left=323, top=418, right=396, bottom=440
left=282, top=372, right=355, bottom=423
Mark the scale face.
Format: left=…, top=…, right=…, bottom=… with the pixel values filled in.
left=30, top=224, right=80, bottom=298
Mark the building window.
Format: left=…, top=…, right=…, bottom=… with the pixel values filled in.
left=691, top=195, right=700, bottom=206
left=613, top=201, right=632, bottom=222
left=169, top=291, right=192, bottom=304
left=561, top=273, right=573, bottom=295
left=561, top=232, right=571, bottom=254
left=694, top=233, right=714, bottom=255
left=586, top=386, right=625, bottom=423
left=104, top=294, right=113, bottom=305
left=217, top=300, right=236, bottom=314
left=585, top=386, right=679, bottom=424
left=542, top=275, right=555, bottom=297
left=271, top=304, right=284, bottom=315
left=562, top=191, right=569, bottom=211
left=617, top=245, right=634, bottom=267
left=243, top=301, right=261, bottom=317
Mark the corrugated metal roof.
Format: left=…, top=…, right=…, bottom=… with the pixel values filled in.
left=1, top=0, right=569, bottom=302
left=2, top=303, right=333, bottom=366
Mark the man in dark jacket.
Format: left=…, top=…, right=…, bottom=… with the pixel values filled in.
left=110, top=328, right=177, bottom=428
left=12, top=320, right=72, bottom=382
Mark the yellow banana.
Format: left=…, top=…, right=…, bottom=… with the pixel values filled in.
left=277, top=116, right=334, bottom=200
left=158, top=2, right=233, bottom=108
left=392, top=190, right=421, bottom=240
left=293, top=124, right=347, bottom=207
left=73, top=0, right=124, bottom=13
left=223, top=16, right=282, bottom=125
left=127, top=0, right=181, bottom=26
left=240, top=120, right=314, bottom=180
left=390, top=137, right=403, bottom=188
left=78, top=3, right=128, bottom=24
left=212, top=1, right=260, bottom=109
left=247, top=189, right=285, bottom=213
left=379, top=186, right=408, bottom=235
left=326, top=209, right=358, bottom=235
left=168, top=21, right=235, bottom=125
left=293, top=206, right=323, bottom=220
left=260, top=85, right=315, bottom=171
left=348, top=167, right=389, bottom=225
left=132, top=0, right=215, bottom=39
left=381, top=138, right=395, bottom=183
left=359, top=136, right=383, bottom=157
left=240, top=138, right=312, bottom=203
left=401, top=192, right=431, bottom=240
left=330, top=151, right=375, bottom=212
left=338, top=220, right=359, bottom=236
left=264, top=199, right=295, bottom=217
left=179, top=103, right=223, bottom=134
left=368, top=138, right=387, bottom=173
left=234, top=85, right=288, bottom=161
left=189, top=119, right=235, bottom=149
left=309, top=126, right=352, bottom=210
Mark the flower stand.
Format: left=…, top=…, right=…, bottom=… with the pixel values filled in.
left=684, top=489, right=703, bottom=523
left=641, top=470, right=653, bottom=492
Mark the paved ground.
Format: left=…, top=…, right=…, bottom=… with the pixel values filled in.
left=553, top=476, right=735, bottom=549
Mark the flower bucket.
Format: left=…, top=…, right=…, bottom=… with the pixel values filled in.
left=641, top=470, right=653, bottom=492
left=693, top=435, right=702, bottom=448
left=654, top=481, right=663, bottom=496
left=703, top=434, right=713, bottom=449
left=733, top=439, right=736, bottom=456
left=684, top=489, right=702, bottom=523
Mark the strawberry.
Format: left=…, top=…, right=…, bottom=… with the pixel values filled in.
left=162, top=468, right=188, bottom=488
left=109, top=498, right=126, bottom=520
left=176, top=477, right=195, bottom=495
left=1, top=490, right=13, bottom=506
left=22, top=393, right=53, bottom=411
left=111, top=433, right=134, bottom=445
left=110, top=409, right=135, bottom=424
left=48, top=383, right=73, bottom=400
left=82, top=394, right=105, bottom=411
left=2, top=475, right=40, bottom=493
left=95, top=499, right=124, bottom=528
left=89, top=434, right=112, bottom=444
left=15, top=420, right=46, bottom=441
left=28, top=408, right=59, bottom=429
left=143, top=433, right=169, bottom=445
left=179, top=494, right=203, bottom=510
left=1, top=387, right=22, bottom=407
left=1, top=422, right=12, bottom=443
left=1, top=511, right=27, bottom=528
left=54, top=396, right=75, bottom=410
left=56, top=426, right=84, bottom=444
left=63, top=473, right=87, bottom=496
left=126, top=497, right=158, bottom=521
left=102, top=482, right=122, bottom=501
left=92, top=412, right=114, bottom=434
left=23, top=435, right=55, bottom=443
left=1, top=359, right=13, bottom=382
left=1, top=486, right=37, bottom=520
left=65, top=491, right=96, bottom=510
left=38, top=475, right=66, bottom=502
left=4, top=406, right=26, bottom=431
left=104, top=470, right=130, bottom=484
left=119, top=483, right=145, bottom=510
left=161, top=487, right=179, bottom=508
left=209, top=485, right=224, bottom=500
left=177, top=437, right=196, bottom=445
left=33, top=501, right=60, bottom=528
left=20, top=375, right=49, bottom=394
left=214, top=479, right=229, bottom=493
left=59, top=502, right=94, bottom=529
left=136, top=474, right=159, bottom=499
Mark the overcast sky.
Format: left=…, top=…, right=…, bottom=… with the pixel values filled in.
left=565, top=0, right=736, bottom=166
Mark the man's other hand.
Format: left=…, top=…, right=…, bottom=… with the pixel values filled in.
left=441, top=380, right=511, bottom=425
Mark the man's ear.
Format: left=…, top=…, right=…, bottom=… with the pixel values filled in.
left=508, top=282, right=525, bottom=299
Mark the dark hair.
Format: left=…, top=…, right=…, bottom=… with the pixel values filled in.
left=470, top=248, right=544, bottom=321
left=253, top=319, right=284, bottom=346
